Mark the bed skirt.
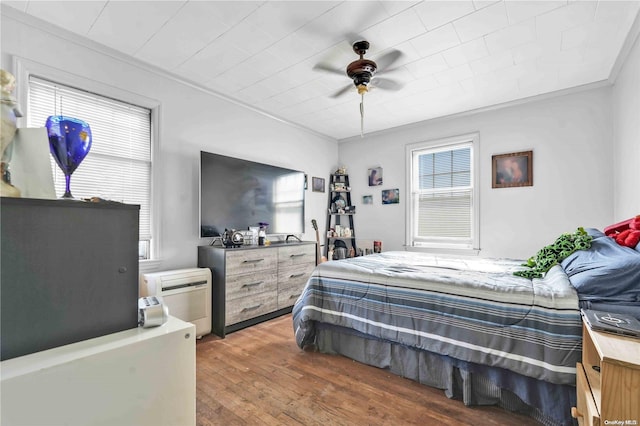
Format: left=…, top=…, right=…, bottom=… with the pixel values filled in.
left=313, top=322, right=577, bottom=426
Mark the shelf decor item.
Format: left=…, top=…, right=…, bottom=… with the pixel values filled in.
left=45, top=115, right=92, bottom=199
left=1, top=69, right=23, bottom=197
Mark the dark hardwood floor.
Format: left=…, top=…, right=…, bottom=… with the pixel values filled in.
left=195, top=314, right=542, bottom=425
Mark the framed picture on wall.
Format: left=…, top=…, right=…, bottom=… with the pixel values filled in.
left=368, top=167, right=383, bottom=186
left=492, top=151, right=533, bottom=188
left=382, top=188, right=399, bottom=204
left=312, top=177, right=325, bottom=192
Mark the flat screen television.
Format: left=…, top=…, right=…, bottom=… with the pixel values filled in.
left=200, top=151, right=305, bottom=238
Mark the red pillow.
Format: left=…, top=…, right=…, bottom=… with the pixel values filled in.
left=605, top=215, right=640, bottom=248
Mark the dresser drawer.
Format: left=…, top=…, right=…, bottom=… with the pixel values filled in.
left=226, top=271, right=278, bottom=300
left=225, top=291, right=278, bottom=326
left=278, top=263, right=315, bottom=290
left=226, top=249, right=277, bottom=275
left=575, top=362, right=600, bottom=426
left=278, top=244, right=316, bottom=267
left=278, top=285, right=303, bottom=309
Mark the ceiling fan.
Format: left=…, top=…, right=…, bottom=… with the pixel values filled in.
left=314, top=40, right=404, bottom=136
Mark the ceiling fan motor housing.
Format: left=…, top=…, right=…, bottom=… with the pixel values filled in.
left=347, top=41, right=377, bottom=92
left=347, top=59, right=377, bottom=89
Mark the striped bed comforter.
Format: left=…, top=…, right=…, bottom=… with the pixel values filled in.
left=293, top=251, right=582, bottom=385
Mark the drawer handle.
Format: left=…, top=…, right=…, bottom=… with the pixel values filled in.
left=289, top=273, right=305, bottom=278
left=242, top=304, right=262, bottom=312
left=243, top=258, right=264, bottom=264
left=289, top=253, right=306, bottom=258
left=570, top=407, right=582, bottom=419
left=242, top=281, right=264, bottom=288
left=289, top=294, right=299, bottom=299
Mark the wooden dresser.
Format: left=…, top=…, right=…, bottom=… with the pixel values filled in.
left=572, top=316, right=640, bottom=426
left=198, top=242, right=316, bottom=337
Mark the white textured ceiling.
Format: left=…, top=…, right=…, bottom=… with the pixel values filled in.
left=4, top=1, right=640, bottom=140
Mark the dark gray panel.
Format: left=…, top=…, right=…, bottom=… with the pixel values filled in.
left=1, top=197, right=140, bottom=360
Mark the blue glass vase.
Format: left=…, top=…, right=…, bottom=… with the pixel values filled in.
left=46, top=116, right=92, bottom=199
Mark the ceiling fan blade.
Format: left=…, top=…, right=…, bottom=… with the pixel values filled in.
left=373, top=77, right=404, bottom=91
left=313, top=63, right=345, bottom=76
left=330, top=83, right=354, bottom=98
left=374, top=49, right=403, bottom=71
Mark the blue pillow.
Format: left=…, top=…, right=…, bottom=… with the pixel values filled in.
left=561, top=228, right=640, bottom=303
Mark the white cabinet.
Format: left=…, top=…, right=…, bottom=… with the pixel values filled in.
left=1, top=316, right=196, bottom=426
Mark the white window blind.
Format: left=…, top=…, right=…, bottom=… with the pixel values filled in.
left=409, top=138, right=477, bottom=250
left=27, top=76, right=152, bottom=257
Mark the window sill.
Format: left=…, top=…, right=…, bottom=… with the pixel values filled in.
left=139, top=259, right=162, bottom=274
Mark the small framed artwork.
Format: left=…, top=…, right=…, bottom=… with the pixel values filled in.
left=382, top=188, right=399, bottom=204
left=492, top=151, right=533, bottom=188
left=312, top=177, right=325, bottom=192
left=368, top=167, right=383, bottom=186
left=362, top=195, right=373, bottom=204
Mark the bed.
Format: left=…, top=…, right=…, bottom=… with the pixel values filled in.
left=292, top=228, right=640, bottom=426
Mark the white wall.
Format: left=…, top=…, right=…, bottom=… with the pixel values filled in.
left=0, top=9, right=338, bottom=271
left=611, top=22, right=640, bottom=220
left=339, top=87, right=614, bottom=259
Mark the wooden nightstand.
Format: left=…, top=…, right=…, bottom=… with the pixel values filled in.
left=571, top=316, right=640, bottom=426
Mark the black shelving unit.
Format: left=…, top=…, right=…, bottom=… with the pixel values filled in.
left=325, top=173, right=356, bottom=259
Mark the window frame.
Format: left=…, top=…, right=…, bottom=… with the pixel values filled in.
left=14, top=57, right=161, bottom=265
left=405, top=132, right=480, bottom=253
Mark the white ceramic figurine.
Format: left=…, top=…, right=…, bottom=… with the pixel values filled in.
left=1, top=69, right=23, bottom=197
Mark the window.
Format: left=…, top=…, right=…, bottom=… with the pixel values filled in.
left=406, top=133, right=479, bottom=251
left=27, top=76, right=153, bottom=259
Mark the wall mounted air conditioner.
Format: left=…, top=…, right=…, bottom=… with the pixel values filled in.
left=140, top=268, right=211, bottom=337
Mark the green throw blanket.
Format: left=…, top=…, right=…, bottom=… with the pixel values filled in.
left=514, top=227, right=592, bottom=279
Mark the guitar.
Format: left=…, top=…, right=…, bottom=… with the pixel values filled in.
left=311, top=219, right=328, bottom=264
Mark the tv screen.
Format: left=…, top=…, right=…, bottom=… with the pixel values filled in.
left=200, top=151, right=305, bottom=238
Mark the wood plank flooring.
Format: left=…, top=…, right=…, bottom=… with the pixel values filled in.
left=195, top=314, right=542, bottom=425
